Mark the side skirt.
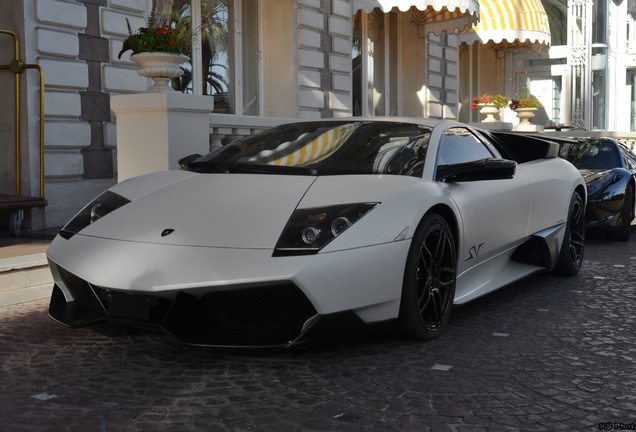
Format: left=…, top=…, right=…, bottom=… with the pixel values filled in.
left=512, top=223, right=566, bottom=271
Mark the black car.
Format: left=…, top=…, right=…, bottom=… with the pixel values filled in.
left=553, top=137, right=635, bottom=241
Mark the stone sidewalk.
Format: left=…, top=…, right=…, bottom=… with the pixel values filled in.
left=1, top=235, right=635, bottom=431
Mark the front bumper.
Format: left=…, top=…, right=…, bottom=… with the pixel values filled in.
left=47, top=234, right=409, bottom=347
left=48, top=271, right=330, bottom=348
left=585, top=197, right=624, bottom=229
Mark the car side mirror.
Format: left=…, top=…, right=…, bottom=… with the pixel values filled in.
left=179, top=154, right=202, bottom=169
left=436, top=158, right=517, bottom=182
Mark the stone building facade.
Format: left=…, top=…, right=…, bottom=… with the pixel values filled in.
left=0, top=0, right=472, bottom=233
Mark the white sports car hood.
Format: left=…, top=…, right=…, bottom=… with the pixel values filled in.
left=75, top=171, right=317, bottom=249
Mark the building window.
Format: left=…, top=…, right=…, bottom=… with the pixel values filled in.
left=352, top=9, right=398, bottom=117
left=591, top=0, right=608, bottom=129
left=161, top=0, right=259, bottom=115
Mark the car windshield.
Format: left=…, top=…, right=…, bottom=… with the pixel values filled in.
left=186, top=121, right=432, bottom=177
left=558, top=140, right=620, bottom=170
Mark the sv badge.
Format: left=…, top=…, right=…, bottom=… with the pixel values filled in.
left=465, top=243, right=484, bottom=262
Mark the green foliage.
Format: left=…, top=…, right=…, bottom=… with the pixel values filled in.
left=117, top=0, right=191, bottom=59
left=470, top=94, right=510, bottom=109
left=118, top=25, right=191, bottom=59
left=509, top=95, right=542, bottom=109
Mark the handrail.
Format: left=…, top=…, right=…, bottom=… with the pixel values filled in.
left=0, top=30, right=21, bottom=196
left=0, top=29, right=46, bottom=198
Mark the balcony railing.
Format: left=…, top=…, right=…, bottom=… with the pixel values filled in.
left=208, top=114, right=298, bottom=150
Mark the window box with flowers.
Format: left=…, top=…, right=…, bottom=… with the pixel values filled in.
left=118, top=1, right=191, bottom=93
left=470, top=94, right=509, bottom=123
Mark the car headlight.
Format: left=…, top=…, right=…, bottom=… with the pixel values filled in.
left=587, top=172, right=620, bottom=197
left=59, top=191, right=130, bottom=239
left=273, top=203, right=379, bottom=256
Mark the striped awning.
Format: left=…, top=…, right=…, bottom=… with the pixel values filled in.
left=354, top=0, right=480, bottom=36
left=458, top=0, right=551, bottom=53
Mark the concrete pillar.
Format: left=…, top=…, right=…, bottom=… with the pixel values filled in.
left=111, top=93, right=213, bottom=182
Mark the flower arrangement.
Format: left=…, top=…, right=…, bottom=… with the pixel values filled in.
left=509, top=95, right=542, bottom=110
left=117, top=1, right=191, bottom=59
left=470, top=94, right=509, bottom=110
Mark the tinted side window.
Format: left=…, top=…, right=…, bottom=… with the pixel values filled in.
left=561, top=140, right=621, bottom=170
left=437, top=127, right=495, bottom=166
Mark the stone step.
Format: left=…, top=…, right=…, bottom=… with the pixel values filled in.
left=1, top=283, right=52, bottom=305
left=0, top=253, right=53, bottom=305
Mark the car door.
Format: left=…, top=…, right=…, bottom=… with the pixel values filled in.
left=434, top=127, right=533, bottom=293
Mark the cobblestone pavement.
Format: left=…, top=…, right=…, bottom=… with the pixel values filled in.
left=2, top=234, right=636, bottom=432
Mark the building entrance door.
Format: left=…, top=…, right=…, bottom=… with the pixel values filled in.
left=513, top=72, right=566, bottom=127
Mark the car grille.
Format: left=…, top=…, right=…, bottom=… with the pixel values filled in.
left=164, top=284, right=318, bottom=347
left=52, top=265, right=318, bottom=347
left=56, top=265, right=103, bottom=312
left=202, top=285, right=314, bottom=330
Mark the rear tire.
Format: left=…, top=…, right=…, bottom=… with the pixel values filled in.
left=398, top=213, right=456, bottom=341
left=553, top=191, right=585, bottom=276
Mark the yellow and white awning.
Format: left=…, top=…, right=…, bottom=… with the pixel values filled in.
left=247, top=123, right=361, bottom=167
left=354, top=0, right=480, bottom=36
left=458, top=0, right=551, bottom=53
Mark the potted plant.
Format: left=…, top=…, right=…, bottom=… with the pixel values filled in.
left=470, top=94, right=509, bottom=122
left=470, top=94, right=510, bottom=110
left=118, top=0, right=191, bottom=92
left=509, top=95, right=542, bottom=127
left=509, top=95, right=542, bottom=110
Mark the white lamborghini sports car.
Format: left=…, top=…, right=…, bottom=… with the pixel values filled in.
left=47, top=118, right=586, bottom=348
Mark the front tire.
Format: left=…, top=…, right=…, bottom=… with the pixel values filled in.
left=613, top=183, right=634, bottom=242
left=553, top=190, right=585, bottom=276
left=398, top=213, right=457, bottom=341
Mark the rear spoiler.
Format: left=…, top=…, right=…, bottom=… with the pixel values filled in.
left=491, top=132, right=561, bottom=163
left=545, top=141, right=559, bottom=158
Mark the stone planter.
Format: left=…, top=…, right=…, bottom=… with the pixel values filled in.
left=478, top=104, right=500, bottom=123
left=130, top=52, right=189, bottom=93
left=514, top=107, right=538, bottom=127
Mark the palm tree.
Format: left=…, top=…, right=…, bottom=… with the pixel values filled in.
left=167, top=1, right=230, bottom=95
left=177, top=62, right=229, bottom=95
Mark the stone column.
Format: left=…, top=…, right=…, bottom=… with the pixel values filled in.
left=111, top=93, right=213, bottom=182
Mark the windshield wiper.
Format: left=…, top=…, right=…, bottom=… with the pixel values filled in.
left=185, top=161, right=318, bottom=176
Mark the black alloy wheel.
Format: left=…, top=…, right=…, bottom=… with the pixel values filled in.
left=554, top=190, right=585, bottom=276
left=398, top=213, right=457, bottom=341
